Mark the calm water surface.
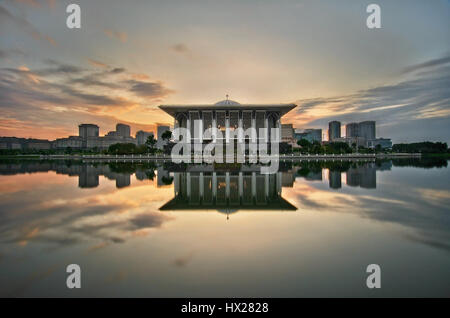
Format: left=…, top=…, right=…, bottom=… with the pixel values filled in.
left=0, top=158, right=449, bottom=297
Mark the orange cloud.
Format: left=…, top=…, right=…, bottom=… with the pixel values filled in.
left=87, top=58, right=109, bottom=68
left=104, top=29, right=128, bottom=43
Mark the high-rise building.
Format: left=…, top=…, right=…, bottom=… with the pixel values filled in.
left=116, top=123, right=131, bottom=137
left=156, top=125, right=171, bottom=149
left=367, top=138, right=391, bottom=149
left=295, top=128, right=322, bottom=143
left=281, top=124, right=294, bottom=142
left=346, top=123, right=359, bottom=138
left=79, top=124, right=99, bottom=139
left=358, top=121, right=376, bottom=140
left=136, top=130, right=154, bottom=145
left=328, top=121, right=341, bottom=141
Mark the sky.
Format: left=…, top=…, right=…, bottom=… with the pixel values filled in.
left=0, top=0, right=449, bottom=143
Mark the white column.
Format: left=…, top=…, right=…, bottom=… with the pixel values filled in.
left=276, top=116, right=281, bottom=143
left=212, top=111, right=217, bottom=141
left=238, top=111, right=243, bottom=143
left=225, top=112, right=230, bottom=143
left=174, top=118, right=178, bottom=141
left=186, top=112, right=191, bottom=142
left=251, top=111, right=256, bottom=143
left=264, top=112, right=269, bottom=143
left=198, top=111, right=203, bottom=143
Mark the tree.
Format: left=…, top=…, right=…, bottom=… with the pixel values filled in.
left=145, top=135, right=157, bottom=154
left=108, top=143, right=137, bottom=155
left=161, top=130, right=172, bottom=142
left=392, top=142, right=448, bottom=154
left=135, top=144, right=147, bottom=154
left=297, top=139, right=312, bottom=148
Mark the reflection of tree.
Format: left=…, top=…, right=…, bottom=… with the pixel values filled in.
left=108, top=162, right=137, bottom=174
left=108, top=162, right=157, bottom=174
left=295, top=161, right=353, bottom=174
left=297, top=167, right=311, bottom=177
left=163, top=161, right=187, bottom=172
left=145, top=170, right=156, bottom=180
left=161, top=176, right=174, bottom=185
left=391, top=157, right=448, bottom=169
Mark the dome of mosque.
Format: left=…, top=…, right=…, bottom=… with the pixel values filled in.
left=214, top=99, right=240, bottom=106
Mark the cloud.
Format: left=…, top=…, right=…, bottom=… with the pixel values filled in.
left=173, top=251, right=195, bottom=267
left=87, top=59, right=109, bottom=69
left=0, top=4, right=56, bottom=46
left=171, top=43, right=189, bottom=53
left=0, top=57, right=174, bottom=139
left=128, top=212, right=174, bottom=230
left=37, top=59, right=85, bottom=75
left=129, top=80, right=174, bottom=99
left=104, top=29, right=128, bottom=43
left=111, top=67, right=126, bottom=74
left=286, top=54, right=450, bottom=143
left=401, top=54, right=450, bottom=74
left=0, top=48, right=27, bottom=59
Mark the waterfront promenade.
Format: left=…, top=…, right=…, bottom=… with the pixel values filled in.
left=35, top=153, right=421, bottom=161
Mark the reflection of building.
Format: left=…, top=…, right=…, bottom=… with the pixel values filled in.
left=156, top=166, right=172, bottom=187
left=304, top=171, right=322, bottom=181
left=377, top=160, right=393, bottom=171
left=346, top=163, right=376, bottom=188
left=328, top=121, right=341, bottom=141
left=79, top=165, right=100, bottom=188
left=115, top=174, right=131, bottom=188
left=281, top=171, right=295, bottom=187
left=329, top=170, right=342, bottom=189
left=160, top=170, right=297, bottom=213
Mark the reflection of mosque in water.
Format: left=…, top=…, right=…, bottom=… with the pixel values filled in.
left=160, top=170, right=297, bottom=213
left=0, top=159, right=424, bottom=193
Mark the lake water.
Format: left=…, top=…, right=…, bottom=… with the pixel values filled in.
left=0, top=158, right=449, bottom=297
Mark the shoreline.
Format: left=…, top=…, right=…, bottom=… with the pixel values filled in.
left=0, top=153, right=422, bottom=161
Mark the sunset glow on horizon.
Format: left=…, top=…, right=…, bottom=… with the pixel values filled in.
left=1, top=0, right=449, bottom=143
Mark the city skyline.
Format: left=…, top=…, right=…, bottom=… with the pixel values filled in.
left=0, top=0, right=449, bottom=143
